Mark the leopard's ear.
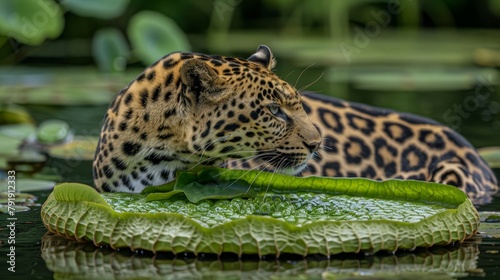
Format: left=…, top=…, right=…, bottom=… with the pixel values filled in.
left=248, top=45, right=276, bottom=70
left=180, top=59, right=226, bottom=101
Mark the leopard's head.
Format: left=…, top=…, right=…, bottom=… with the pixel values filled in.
left=93, top=45, right=322, bottom=192
left=181, top=45, right=322, bottom=173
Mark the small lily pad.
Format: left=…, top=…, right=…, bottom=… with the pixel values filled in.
left=6, top=151, right=47, bottom=174
left=0, top=205, right=31, bottom=213
left=0, top=192, right=35, bottom=204
left=477, top=211, right=500, bottom=238
left=1, top=178, right=56, bottom=192
left=36, top=119, right=72, bottom=144
left=47, top=136, right=98, bottom=160
left=0, top=123, right=36, bottom=140
left=0, top=105, right=34, bottom=125
left=0, top=134, right=22, bottom=157
left=485, top=215, right=500, bottom=223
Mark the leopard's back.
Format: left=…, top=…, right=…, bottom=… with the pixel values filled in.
left=300, top=92, right=498, bottom=203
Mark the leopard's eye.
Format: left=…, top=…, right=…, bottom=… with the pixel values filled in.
left=269, top=104, right=280, bottom=115
left=268, top=103, right=289, bottom=122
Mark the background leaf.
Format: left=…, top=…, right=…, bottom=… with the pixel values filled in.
left=36, top=119, right=71, bottom=144
left=489, top=0, right=500, bottom=17
left=0, top=0, right=64, bottom=45
left=92, top=28, right=130, bottom=72
left=128, top=11, right=191, bottom=65
left=61, top=0, right=130, bottom=19
left=0, top=105, right=34, bottom=125
left=47, top=136, right=99, bottom=160
left=1, top=178, right=55, bottom=192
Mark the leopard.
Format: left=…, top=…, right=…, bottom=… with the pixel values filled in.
left=93, top=45, right=498, bottom=204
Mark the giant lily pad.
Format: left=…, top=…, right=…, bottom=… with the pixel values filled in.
left=41, top=168, right=479, bottom=257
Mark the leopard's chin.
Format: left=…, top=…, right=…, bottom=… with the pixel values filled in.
left=256, top=156, right=310, bottom=176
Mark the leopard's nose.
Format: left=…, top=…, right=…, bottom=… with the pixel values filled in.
left=303, top=140, right=321, bottom=153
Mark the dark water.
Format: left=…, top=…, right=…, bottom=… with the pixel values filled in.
left=1, top=69, right=500, bottom=279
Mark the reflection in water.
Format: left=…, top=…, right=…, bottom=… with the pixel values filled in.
left=41, top=233, right=482, bottom=279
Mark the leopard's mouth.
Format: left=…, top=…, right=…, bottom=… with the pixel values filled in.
left=253, top=150, right=310, bottom=174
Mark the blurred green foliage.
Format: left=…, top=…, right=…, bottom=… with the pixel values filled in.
left=60, top=0, right=130, bottom=19
left=92, top=28, right=129, bottom=72
left=0, top=0, right=499, bottom=70
left=0, top=0, right=190, bottom=71
left=128, top=11, right=191, bottom=65
left=0, top=0, right=64, bottom=45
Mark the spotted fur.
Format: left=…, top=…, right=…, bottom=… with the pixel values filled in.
left=93, top=45, right=498, bottom=204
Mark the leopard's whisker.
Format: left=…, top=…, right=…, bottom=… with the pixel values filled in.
left=187, top=149, right=277, bottom=173
left=284, top=70, right=295, bottom=81
left=186, top=136, right=229, bottom=162
left=294, top=63, right=315, bottom=89
left=298, top=71, right=324, bottom=92
left=212, top=151, right=280, bottom=177
left=218, top=159, right=273, bottom=192
left=187, top=135, right=262, bottom=168
left=241, top=165, right=277, bottom=197
left=263, top=157, right=285, bottom=197
left=245, top=157, right=280, bottom=195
